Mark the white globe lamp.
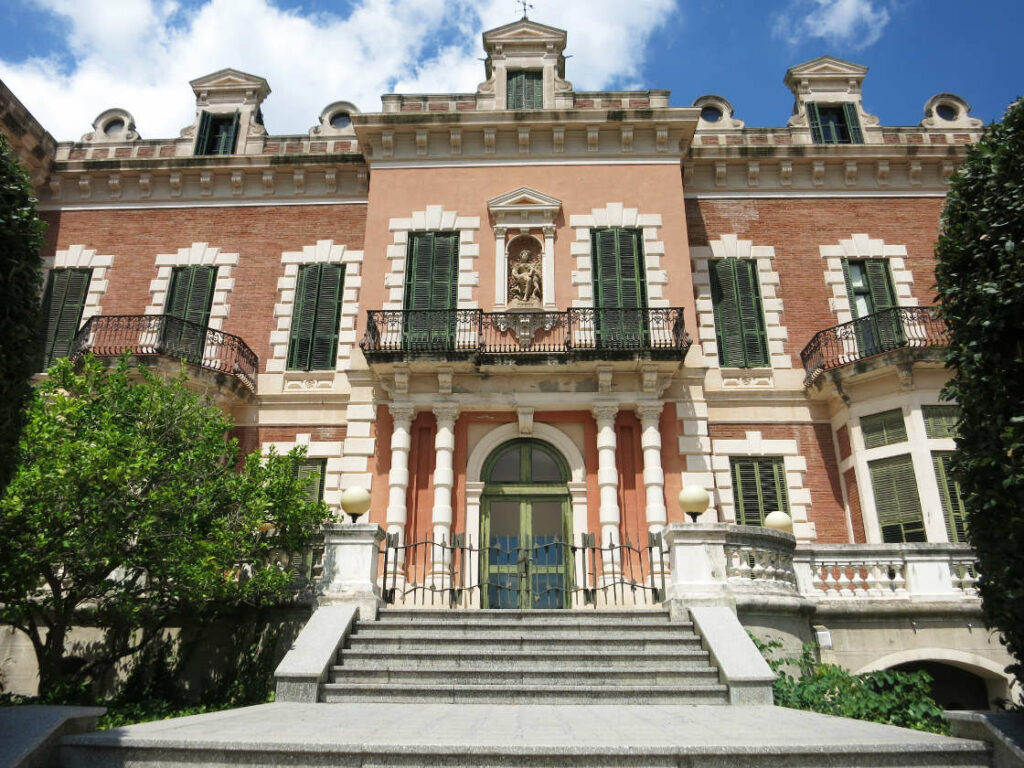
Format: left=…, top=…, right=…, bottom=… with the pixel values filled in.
left=678, top=486, right=710, bottom=524
left=763, top=509, right=794, bottom=533
left=340, top=486, right=372, bottom=524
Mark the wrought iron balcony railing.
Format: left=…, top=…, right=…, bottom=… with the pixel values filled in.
left=800, top=306, right=948, bottom=386
left=360, top=307, right=692, bottom=361
left=70, top=314, right=258, bottom=392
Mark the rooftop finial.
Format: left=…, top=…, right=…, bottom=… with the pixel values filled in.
left=516, top=0, right=533, bottom=20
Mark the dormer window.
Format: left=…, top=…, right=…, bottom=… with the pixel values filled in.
left=507, top=70, right=543, bottom=110
left=808, top=103, right=863, bottom=144
left=195, top=111, right=240, bottom=155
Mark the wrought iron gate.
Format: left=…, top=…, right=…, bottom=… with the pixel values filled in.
left=379, top=531, right=666, bottom=609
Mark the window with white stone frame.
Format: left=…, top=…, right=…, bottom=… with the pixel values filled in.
left=711, top=430, right=814, bottom=540
left=39, top=245, right=114, bottom=368
left=267, top=240, right=364, bottom=389
left=691, top=235, right=790, bottom=376
left=820, top=234, right=916, bottom=325
left=146, top=242, right=237, bottom=330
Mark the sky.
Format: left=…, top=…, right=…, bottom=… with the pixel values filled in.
left=0, top=0, right=1020, bottom=141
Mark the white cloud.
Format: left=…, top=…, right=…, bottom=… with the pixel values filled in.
left=0, top=0, right=677, bottom=140
left=773, top=0, right=891, bottom=50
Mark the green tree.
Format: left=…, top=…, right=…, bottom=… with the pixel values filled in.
left=935, top=97, right=1024, bottom=689
left=0, top=355, right=331, bottom=698
left=0, top=133, right=45, bottom=493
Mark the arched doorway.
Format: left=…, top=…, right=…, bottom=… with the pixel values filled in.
left=481, top=439, right=571, bottom=609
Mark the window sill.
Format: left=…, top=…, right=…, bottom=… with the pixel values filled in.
left=282, top=369, right=336, bottom=391
left=720, top=366, right=774, bottom=388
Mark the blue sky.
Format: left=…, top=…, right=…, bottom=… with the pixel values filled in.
left=0, top=0, right=1019, bottom=141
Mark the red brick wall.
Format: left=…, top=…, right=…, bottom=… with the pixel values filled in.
left=40, top=204, right=366, bottom=368
left=708, top=422, right=848, bottom=542
left=836, top=424, right=851, bottom=461
left=844, top=467, right=866, bottom=543
left=686, top=197, right=944, bottom=367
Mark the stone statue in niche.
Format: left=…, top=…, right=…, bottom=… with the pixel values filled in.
left=507, top=238, right=543, bottom=309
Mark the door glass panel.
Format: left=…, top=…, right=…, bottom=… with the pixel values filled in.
left=532, top=572, right=564, bottom=609
left=488, top=573, right=520, bottom=610
left=531, top=500, right=564, bottom=567
left=488, top=500, right=519, bottom=566
left=531, top=448, right=563, bottom=483
left=489, top=447, right=521, bottom=483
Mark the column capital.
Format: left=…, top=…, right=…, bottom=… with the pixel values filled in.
left=389, top=402, right=415, bottom=423
left=591, top=403, right=619, bottom=424
left=542, top=225, right=556, bottom=238
left=635, top=401, right=664, bottom=423
left=493, top=225, right=507, bottom=238
left=432, top=403, right=460, bottom=424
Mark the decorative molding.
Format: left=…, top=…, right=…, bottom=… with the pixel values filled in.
left=266, top=239, right=365, bottom=380
left=146, top=242, right=238, bottom=330
left=691, top=234, right=791, bottom=370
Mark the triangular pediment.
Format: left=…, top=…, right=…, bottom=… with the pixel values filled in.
left=483, top=19, right=567, bottom=51
left=785, top=56, right=868, bottom=90
left=488, top=186, right=562, bottom=211
left=190, top=68, right=271, bottom=97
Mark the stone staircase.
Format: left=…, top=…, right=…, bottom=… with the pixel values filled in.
left=319, top=608, right=730, bottom=704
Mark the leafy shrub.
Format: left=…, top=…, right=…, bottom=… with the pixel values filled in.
left=755, top=637, right=950, bottom=734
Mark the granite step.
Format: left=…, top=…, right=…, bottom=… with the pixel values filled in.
left=375, top=609, right=674, bottom=624
left=333, top=648, right=715, bottom=670
left=318, top=682, right=731, bottom=704
left=360, top=618, right=692, bottom=635
left=344, top=632, right=704, bottom=652
left=327, top=665, right=723, bottom=686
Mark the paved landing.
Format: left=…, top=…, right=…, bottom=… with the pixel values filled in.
left=60, top=702, right=991, bottom=766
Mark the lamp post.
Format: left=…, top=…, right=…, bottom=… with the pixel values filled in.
left=340, top=486, right=371, bottom=524
left=678, top=486, right=710, bottom=524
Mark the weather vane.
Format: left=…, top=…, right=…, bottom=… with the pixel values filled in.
left=517, top=0, right=533, bottom=20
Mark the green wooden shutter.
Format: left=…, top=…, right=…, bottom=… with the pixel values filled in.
left=590, top=228, right=648, bottom=347
left=843, top=103, right=864, bottom=144
left=403, top=232, right=458, bottom=349
left=525, top=71, right=543, bottom=109
left=869, top=454, right=926, bottom=543
left=710, top=259, right=742, bottom=366
left=731, top=457, right=789, bottom=526
left=222, top=111, right=240, bottom=154
left=295, top=459, right=326, bottom=504
left=288, top=265, right=317, bottom=370
left=932, top=451, right=967, bottom=543
left=165, top=266, right=216, bottom=360
left=591, top=229, right=619, bottom=308
left=710, top=260, right=767, bottom=367
left=507, top=70, right=525, bottom=109
left=923, top=405, right=960, bottom=439
left=860, top=409, right=908, bottom=449
left=734, top=260, right=769, bottom=367
left=865, top=259, right=902, bottom=348
left=41, top=268, right=91, bottom=367
left=807, top=102, right=825, bottom=144
left=195, top=110, right=212, bottom=155
left=841, top=259, right=858, bottom=316
left=310, top=264, right=344, bottom=370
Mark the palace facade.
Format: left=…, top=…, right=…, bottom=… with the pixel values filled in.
left=1, top=18, right=1013, bottom=707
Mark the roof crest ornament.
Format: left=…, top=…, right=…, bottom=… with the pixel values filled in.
left=516, top=0, right=533, bottom=20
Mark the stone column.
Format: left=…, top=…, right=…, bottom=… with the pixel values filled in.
left=494, top=226, right=508, bottom=308
left=542, top=225, right=556, bottom=309
left=385, top=403, right=415, bottom=573
left=636, top=402, right=668, bottom=533
left=431, top=404, right=459, bottom=546
left=592, top=404, right=621, bottom=561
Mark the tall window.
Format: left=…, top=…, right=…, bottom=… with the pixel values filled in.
left=709, top=259, right=769, bottom=367
left=507, top=70, right=543, bottom=110
left=808, top=102, right=863, bottom=144
left=40, top=268, right=91, bottom=368
left=842, top=258, right=902, bottom=354
left=194, top=111, right=240, bottom=156
left=403, top=231, right=459, bottom=349
left=730, top=457, right=790, bottom=526
left=165, top=266, right=216, bottom=360
left=287, top=263, right=344, bottom=371
left=868, top=454, right=925, bottom=543
left=590, top=228, right=647, bottom=347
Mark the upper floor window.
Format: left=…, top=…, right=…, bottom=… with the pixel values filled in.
left=164, top=266, right=216, bottom=360
left=294, top=459, right=327, bottom=503
left=507, top=70, right=543, bottom=110
left=40, top=268, right=91, bottom=369
left=860, top=409, right=907, bottom=449
left=730, top=456, right=790, bottom=526
left=868, top=454, right=925, bottom=543
left=843, top=258, right=900, bottom=355
left=808, top=102, right=863, bottom=145
left=195, top=111, right=240, bottom=156
left=287, top=263, right=345, bottom=371
left=923, top=405, right=960, bottom=440
left=404, top=231, right=459, bottom=349
left=709, top=258, right=769, bottom=368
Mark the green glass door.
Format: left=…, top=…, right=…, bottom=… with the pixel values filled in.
left=481, top=495, right=571, bottom=609
left=843, top=259, right=904, bottom=356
